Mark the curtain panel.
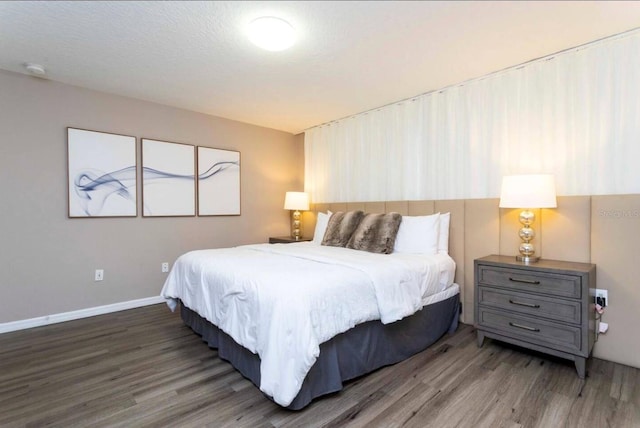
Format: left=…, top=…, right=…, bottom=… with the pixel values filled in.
left=305, top=29, right=640, bottom=203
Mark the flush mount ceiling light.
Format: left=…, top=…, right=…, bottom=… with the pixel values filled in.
left=247, top=16, right=296, bottom=51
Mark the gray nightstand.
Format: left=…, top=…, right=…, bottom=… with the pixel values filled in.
left=475, top=255, right=596, bottom=378
left=269, top=236, right=312, bottom=244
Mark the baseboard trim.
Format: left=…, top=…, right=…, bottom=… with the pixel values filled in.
left=0, top=296, right=166, bottom=334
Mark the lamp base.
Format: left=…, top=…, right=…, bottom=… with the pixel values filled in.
left=516, top=255, right=540, bottom=264
left=515, top=210, right=539, bottom=264
left=291, top=210, right=302, bottom=240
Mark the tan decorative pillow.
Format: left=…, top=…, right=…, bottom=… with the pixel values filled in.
left=346, top=212, right=402, bottom=254
left=321, top=211, right=365, bottom=247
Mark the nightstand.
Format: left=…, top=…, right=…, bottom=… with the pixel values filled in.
left=475, top=255, right=596, bottom=378
left=268, top=236, right=312, bottom=244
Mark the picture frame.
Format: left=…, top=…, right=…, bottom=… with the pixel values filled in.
left=67, top=127, right=138, bottom=218
left=197, top=147, right=241, bottom=216
left=141, top=138, right=196, bottom=217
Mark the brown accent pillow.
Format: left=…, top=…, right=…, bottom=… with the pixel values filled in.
left=321, top=211, right=365, bottom=247
left=346, top=212, right=402, bottom=254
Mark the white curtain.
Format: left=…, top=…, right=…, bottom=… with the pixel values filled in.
left=305, top=29, right=640, bottom=203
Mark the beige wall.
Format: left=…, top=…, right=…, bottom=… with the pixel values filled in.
left=312, top=195, right=640, bottom=369
left=0, top=70, right=302, bottom=323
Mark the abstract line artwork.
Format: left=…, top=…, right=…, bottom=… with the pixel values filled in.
left=67, top=128, right=137, bottom=218
left=197, top=147, right=241, bottom=216
left=142, top=139, right=196, bottom=217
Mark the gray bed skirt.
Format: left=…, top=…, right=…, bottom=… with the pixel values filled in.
left=180, top=292, right=460, bottom=410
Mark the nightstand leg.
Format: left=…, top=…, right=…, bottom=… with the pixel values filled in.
left=574, top=357, right=586, bottom=379
left=477, top=331, right=485, bottom=347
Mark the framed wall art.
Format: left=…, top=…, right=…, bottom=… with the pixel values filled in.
left=67, top=127, right=138, bottom=218
left=197, top=147, right=241, bottom=216
left=141, top=138, right=196, bottom=217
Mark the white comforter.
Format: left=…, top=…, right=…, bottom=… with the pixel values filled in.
left=161, top=243, right=456, bottom=406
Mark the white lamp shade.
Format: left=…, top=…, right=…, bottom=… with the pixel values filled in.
left=499, top=174, right=557, bottom=208
left=284, top=192, right=309, bottom=211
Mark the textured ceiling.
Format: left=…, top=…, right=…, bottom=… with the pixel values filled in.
left=1, top=1, right=639, bottom=134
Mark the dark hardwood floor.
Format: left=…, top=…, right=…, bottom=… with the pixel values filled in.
left=1, top=304, right=638, bottom=427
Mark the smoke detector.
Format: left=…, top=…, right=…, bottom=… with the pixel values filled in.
left=24, top=63, right=46, bottom=76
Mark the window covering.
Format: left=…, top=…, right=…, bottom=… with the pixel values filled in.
left=305, top=29, right=640, bottom=203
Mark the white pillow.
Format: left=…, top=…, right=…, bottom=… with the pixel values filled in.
left=438, top=212, right=451, bottom=254
left=311, top=211, right=332, bottom=245
left=393, top=213, right=440, bottom=254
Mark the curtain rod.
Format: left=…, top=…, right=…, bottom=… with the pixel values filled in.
left=305, top=26, right=640, bottom=132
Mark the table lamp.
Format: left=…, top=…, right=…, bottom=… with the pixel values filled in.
left=499, top=174, right=557, bottom=263
left=284, top=191, right=309, bottom=240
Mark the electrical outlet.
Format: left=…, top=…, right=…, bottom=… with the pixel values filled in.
left=595, top=288, right=608, bottom=307
left=161, top=262, right=169, bottom=273
left=94, top=269, right=104, bottom=281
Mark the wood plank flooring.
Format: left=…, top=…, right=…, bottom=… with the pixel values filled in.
left=1, top=304, right=638, bottom=427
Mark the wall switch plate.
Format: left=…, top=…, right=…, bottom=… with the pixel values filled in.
left=595, top=288, right=608, bottom=307
left=161, top=262, right=169, bottom=273
left=94, top=269, right=104, bottom=281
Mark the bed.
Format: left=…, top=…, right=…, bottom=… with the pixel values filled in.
left=161, top=211, right=460, bottom=410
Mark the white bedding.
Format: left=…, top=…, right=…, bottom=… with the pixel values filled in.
left=161, top=242, right=458, bottom=406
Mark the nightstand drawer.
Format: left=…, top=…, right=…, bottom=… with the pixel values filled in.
left=477, top=266, right=581, bottom=298
left=478, top=287, right=581, bottom=324
left=477, top=308, right=581, bottom=354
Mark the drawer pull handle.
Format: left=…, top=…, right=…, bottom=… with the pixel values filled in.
left=509, top=299, right=540, bottom=309
left=509, top=277, right=541, bottom=285
left=509, top=322, right=540, bottom=332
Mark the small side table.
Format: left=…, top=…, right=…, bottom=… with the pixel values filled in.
left=475, top=255, right=596, bottom=378
left=269, top=236, right=312, bottom=244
